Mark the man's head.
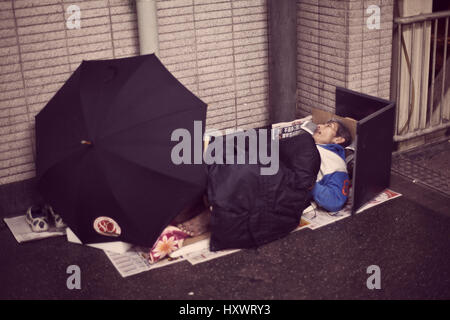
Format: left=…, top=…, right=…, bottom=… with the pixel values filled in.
left=312, top=119, right=352, bottom=148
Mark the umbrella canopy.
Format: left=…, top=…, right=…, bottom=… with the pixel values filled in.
left=35, top=54, right=207, bottom=247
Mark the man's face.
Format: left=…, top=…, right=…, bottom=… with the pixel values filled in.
left=312, top=121, right=345, bottom=145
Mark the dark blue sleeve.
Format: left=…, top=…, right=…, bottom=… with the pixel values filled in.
left=311, top=171, right=350, bottom=212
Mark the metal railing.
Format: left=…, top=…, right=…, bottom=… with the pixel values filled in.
left=393, top=10, right=450, bottom=142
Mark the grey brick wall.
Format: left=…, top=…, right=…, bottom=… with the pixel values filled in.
left=0, top=0, right=394, bottom=187
left=296, top=0, right=394, bottom=116
left=157, top=0, right=270, bottom=131
left=0, top=0, right=140, bottom=185
left=0, top=0, right=270, bottom=186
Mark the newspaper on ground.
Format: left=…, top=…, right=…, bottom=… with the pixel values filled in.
left=104, top=247, right=185, bottom=278
left=105, top=238, right=240, bottom=277
left=293, top=216, right=313, bottom=231
left=3, top=189, right=401, bottom=278
left=104, top=188, right=402, bottom=277
left=301, top=202, right=352, bottom=230
left=3, top=215, right=66, bottom=243
left=355, top=189, right=402, bottom=213
left=300, top=189, right=402, bottom=230
left=185, top=247, right=240, bottom=265
left=170, top=238, right=240, bottom=266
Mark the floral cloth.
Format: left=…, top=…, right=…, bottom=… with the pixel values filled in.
left=148, top=226, right=189, bottom=264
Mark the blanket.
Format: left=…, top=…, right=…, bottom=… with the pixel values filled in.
left=207, top=130, right=320, bottom=251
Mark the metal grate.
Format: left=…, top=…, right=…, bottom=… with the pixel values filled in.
left=391, top=142, right=450, bottom=197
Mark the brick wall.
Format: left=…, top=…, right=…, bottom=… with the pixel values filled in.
left=0, top=0, right=270, bottom=186
left=0, top=0, right=395, bottom=187
left=296, top=0, right=394, bottom=116
left=0, top=0, right=139, bottom=186
left=156, top=0, right=270, bottom=131
left=346, top=0, right=394, bottom=99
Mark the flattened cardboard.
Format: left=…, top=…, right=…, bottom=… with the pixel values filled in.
left=311, top=107, right=357, bottom=141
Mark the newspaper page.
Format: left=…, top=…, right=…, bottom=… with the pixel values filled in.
left=104, top=241, right=237, bottom=277
left=300, top=189, right=402, bottom=230
left=3, top=215, right=66, bottom=243
left=185, top=247, right=240, bottom=266
left=355, top=189, right=402, bottom=214
left=169, top=237, right=241, bottom=266
left=302, top=202, right=352, bottom=230
left=105, top=189, right=402, bottom=276
left=293, top=217, right=313, bottom=232
left=104, top=247, right=185, bottom=278
left=272, top=115, right=316, bottom=140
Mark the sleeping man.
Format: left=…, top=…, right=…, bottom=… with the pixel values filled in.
left=311, top=119, right=352, bottom=212
left=174, top=119, right=353, bottom=240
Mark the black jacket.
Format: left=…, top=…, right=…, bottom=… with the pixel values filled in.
left=207, top=130, right=320, bottom=251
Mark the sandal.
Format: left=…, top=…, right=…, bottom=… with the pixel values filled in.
left=25, top=206, right=50, bottom=232
left=176, top=223, right=195, bottom=237
left=45, top=205, right=66, bottom=229
left=176, top=209, right=211, bottom=237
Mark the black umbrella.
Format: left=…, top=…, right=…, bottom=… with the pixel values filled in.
left=35, top=54, right=207, bottom=247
